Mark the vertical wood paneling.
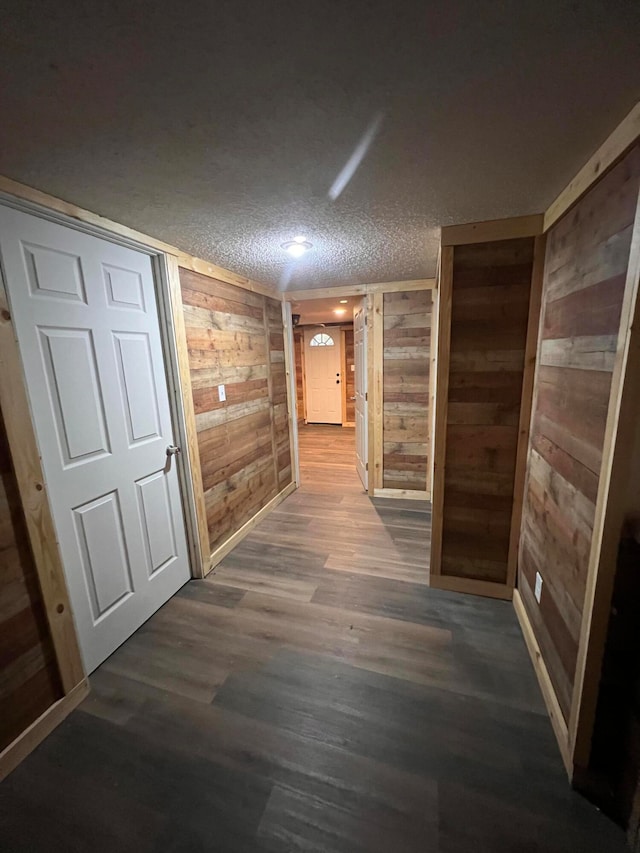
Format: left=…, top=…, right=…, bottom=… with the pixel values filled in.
left=382, top=290, right=432, bottom=491
left=0, top=408, right=61, bottom=751
left=180, top=269, right=292, bottom=554
left=519, top=145, right=640, bottom=723
left=438, top=237, right=535, bottom=590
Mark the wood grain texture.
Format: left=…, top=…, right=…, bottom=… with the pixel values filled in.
left=284, top=279, right=435, bottom=302
left=429, top=248, right=453, bottom=578
left=0, top=408, right=61, bottom=751
left=165, top=255, right=210, bottom=577
left=441, top=214, right=543, bottom=246
left=519, top=144, right=640, bottom=725
left=438, top=236, right=536, bottom=590
left=180, top=269, right=293, bottom=554
left=383, top=290, right=431, bottom=491
left=0, top=425, right=627, bottom=852
left=569, top=155, right=640, bottom=769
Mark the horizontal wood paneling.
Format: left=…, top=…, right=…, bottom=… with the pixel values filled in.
left=180, top=269, right=292, bottom=554
left=519, top=144, right=640, bottom=723
left=382, top=290, right=431, bottom=490
left=0, top=409, right=61, bottom=751
left=441, top=237, right=535, bottom=585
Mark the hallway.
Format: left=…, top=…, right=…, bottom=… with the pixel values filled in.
left=0, top=427, right=627, bottom=851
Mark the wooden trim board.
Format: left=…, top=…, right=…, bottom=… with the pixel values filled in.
left=372, top=488, right=430, bottom=501
left=0, top=272, right=85, bottom=693
left=0, top=678, right=89, bottom=782
left=505, top=233, right=547, bottom=590
left=568, top=178, right=640, bottom=768
left=176, top=252, right=276, bottom=298
left=284, top=279, right=435, bottom=302
left=263, top=298, right=280, bottom=490
left=441, top=214, right=543, bottom=246
left=340, top=328, right=348, bottom=425
left=206, top=481, right=297, bottom=575
left=430, top=574, right=513, bottom=601
left=544, top=101, right=640, bottom=231
left=513, top=589, right=573, bottom=777
left=371, top=292, right=384, bottom=491
left=282, top=301, right=301, bottom=487
left=429, top=246, right=453, bottom=578
left=366, top=293, right=376, bottom=490
left=164, top=256, right=210, bottom=578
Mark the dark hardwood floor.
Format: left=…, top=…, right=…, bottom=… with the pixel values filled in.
left=0, top=425, right=627, bottom=851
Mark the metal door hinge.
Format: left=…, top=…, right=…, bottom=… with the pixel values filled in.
left=365, top=392, right=368, bottom=401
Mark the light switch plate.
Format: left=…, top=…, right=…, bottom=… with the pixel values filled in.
left=218, top=384, right=226, bottom=402
left=534, top=571, right=543, bottom=603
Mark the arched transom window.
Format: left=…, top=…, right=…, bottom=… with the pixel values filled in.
left=310, top=332, right=335, bottom=347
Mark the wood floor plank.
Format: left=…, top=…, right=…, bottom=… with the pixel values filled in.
left=0, top=424, right=627, bottom=852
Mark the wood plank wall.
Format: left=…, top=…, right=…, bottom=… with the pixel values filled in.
left=345, top=329, right=355, bottom=424
left=180, top=269, right=292, bottom=553
left=382, top=290, right=432, bottom=491
left=0, top=408, right=61, bottom=751
left=441, top=238, right=535, bottom=585
left=519, top=145, right=640, bottom=721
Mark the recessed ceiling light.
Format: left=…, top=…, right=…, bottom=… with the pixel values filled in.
left=334, top=308, right=346, bottom=316
left=339, top=299, right=348, bottom=304
left=282, top=236, right=313, bottom=258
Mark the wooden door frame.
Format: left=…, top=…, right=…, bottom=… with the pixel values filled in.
left=284, top=280, right=435, bottom=496
left=302, top=325, right=344, bottom=425
left=0, top=193, right=206, bottom=580
left=281, top=301, right=301, bottom=487
left=0, top=193, right=207, bottom=659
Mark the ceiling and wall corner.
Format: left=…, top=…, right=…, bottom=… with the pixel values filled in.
left=0, top=1, right=639, bottom=291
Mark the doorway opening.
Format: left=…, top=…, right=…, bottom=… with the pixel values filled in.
left=290, top=295, right=367, bottom=492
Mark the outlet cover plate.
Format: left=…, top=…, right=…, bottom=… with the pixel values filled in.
left=534, top=572, right=543, bottom=603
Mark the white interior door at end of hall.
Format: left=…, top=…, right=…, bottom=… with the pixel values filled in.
left=0, top=205, right=191, bottom=673
left=304, top=327, right=342, bottom=424
left=354, top=301, right=368, bottom=489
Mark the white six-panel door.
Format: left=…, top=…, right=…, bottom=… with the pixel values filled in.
left=304, top=328, right=342, bottom=424
left=0, top=205, right=190, bottom=673
left=354, top=302, right=368, bottom=489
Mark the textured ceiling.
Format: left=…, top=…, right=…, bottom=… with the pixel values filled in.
left=292, top=296, right=360, bottom=325
left=1, top=1, right=639, bottom=291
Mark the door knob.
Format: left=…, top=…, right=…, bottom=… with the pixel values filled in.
left=166, top=445, right=181, bottom=456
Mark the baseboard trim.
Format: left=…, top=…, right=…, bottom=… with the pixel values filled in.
left=205, top=481, right=297, bottom=575
left=513, top=588, right=573, bottom=778
left=429, top=574, right=513, bottom=600
left=0, top=678, right=89, bottom=782
left=372, top=488, right=430, bottom=501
